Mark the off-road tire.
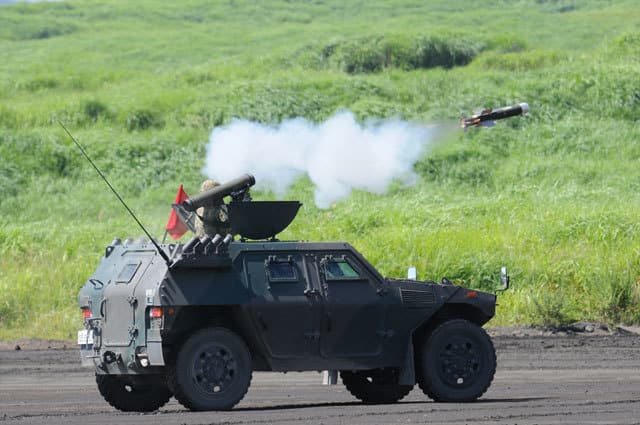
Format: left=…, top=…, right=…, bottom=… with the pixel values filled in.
left=96, top=374, right=172, bottom=412
left=340, top=369, right=413, bottom=404
left=168, top=327, right=252, bottom=411
left=417, top=319, right=496, bottom=402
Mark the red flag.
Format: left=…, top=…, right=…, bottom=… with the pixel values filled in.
left=165, top=184, right=190, bottom=240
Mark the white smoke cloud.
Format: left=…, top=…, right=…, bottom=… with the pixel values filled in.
left=202, top=111, right=436, bottom=208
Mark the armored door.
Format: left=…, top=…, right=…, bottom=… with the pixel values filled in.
left=245, top=252, right=321, bottom=360
left=101, top=251, right=155, bottom=347
left=315, top=254, right=387, bottom=359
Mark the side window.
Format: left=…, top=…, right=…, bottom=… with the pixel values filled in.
left=322, top=256, right=361, bottom=281
left=266, top=256, right=298, bottom=282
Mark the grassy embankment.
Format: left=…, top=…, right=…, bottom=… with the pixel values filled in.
left=0, top=0, right=639, bottom=340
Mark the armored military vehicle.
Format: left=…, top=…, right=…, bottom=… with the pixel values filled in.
left=78, top=174, right=507, bottom=412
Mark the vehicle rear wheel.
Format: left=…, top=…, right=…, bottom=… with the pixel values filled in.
left=96, top=374, right=172, bottom=412
left=340, top=369, right=413, bottom=404
left=169, top=327, right=252, bottom=411
left=417, top=319, right=496, bottom=402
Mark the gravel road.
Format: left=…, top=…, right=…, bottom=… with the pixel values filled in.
left=1, top=331, right=639, bottom=425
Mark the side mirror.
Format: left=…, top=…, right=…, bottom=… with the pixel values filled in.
left=497, top=266, right=510, bottom=292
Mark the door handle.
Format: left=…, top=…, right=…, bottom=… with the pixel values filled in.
left=99, top=299, right=107, bottom=318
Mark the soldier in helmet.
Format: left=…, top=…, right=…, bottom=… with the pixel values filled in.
left=194, top=179, right=232, bottom=238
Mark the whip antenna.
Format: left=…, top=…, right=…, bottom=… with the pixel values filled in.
left=59, top=121, right=171, bottom=265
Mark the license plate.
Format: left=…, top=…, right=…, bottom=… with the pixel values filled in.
left=77, top=329, right=94, bottom=345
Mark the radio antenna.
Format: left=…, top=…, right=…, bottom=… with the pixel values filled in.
left=59, top=121, right=171, bottom=265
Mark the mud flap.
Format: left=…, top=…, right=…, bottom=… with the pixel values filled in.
left=398, top=339, right=415, bottom=386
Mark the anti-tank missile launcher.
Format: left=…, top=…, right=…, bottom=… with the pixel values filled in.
left=176, top=173, right=302, bottom=245
left=181, top=174, right=255, bottom=211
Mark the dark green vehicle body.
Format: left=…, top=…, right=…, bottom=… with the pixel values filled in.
left=79, top=239, right=495, bottom=375
left=77, top=175, right=501, bottom=411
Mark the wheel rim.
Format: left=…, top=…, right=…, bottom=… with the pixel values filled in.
left=190, top=343, right=237, bottom=395
left=437, top=336, right=482, bottom=388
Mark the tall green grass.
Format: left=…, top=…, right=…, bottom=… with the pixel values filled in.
left=1, top=0, right=639, bottom=339
left=293, top=33, right=484, bottom=74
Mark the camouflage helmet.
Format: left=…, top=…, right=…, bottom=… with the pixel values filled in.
left=200, top=179, right=220, bottom=192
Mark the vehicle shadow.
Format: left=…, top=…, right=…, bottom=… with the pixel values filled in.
left=231, top=397, right=550, bottom=412
left=473, top=397, right=551, bottom=403
left=233, top=401, right=374, bottom=412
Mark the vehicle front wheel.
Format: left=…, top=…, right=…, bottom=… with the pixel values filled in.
left=169, top=327, right=252, bottom=411
left=417, top=319, right=496, bottom=402
left=340, top=369, right=413, bottom=404
left=96, top=374, right=172, bottom=412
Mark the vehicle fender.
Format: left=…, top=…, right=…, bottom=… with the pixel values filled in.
left=440, top=287, right=496, bottom=325
left=158, top=270, right=250, bottom=306
left=398, top=337, right=415, bottom=385
left=406, top=285, right=496, bottom=382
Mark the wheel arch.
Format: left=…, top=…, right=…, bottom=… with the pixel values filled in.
left=413, top=302, right=490, bottom=341
left=398, top=302, right=491, bottom=386
left=161, top=305, right=268, bottom=370
left=428, top=303, right=493, bottom=328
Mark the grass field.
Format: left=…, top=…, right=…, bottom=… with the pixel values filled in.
left=1, top=0, right=639, bottom=339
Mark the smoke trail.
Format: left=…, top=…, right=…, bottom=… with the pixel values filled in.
left=202, top=111, right=436, bottom=208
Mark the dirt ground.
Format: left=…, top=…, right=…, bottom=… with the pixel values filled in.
left=1, top=327, right=639, bottom=425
